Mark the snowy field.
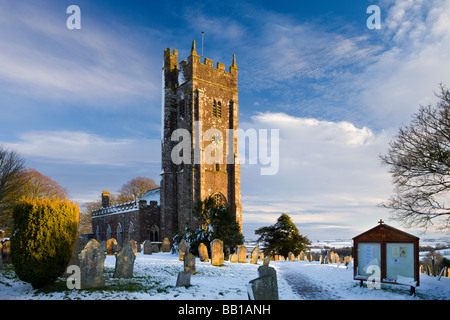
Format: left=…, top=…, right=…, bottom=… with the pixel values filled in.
left=1, top=250, right=449, bottom=300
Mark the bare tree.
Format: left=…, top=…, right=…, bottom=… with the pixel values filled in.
left=22, top=168, right=68, bottom=199
left=0, top=146, right=26, bottom=232
left=380, top=84, right=450, bottom=231
left=117, top=176, right=159, bottom=203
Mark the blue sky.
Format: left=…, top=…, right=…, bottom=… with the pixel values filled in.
left=1, top=0, right=450, bottom=240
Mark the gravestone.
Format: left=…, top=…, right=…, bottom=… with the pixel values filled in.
left=211, top=239, right=224, bottom=266
left=230, top=253, right=237, bottom=263
left=184, top=253, right=196, bottom=274
left=176, top=270, right=191, bottom=287
left=224, top=246, right=231, bottom=261
left=299, top=251, right=304, bottom=261
left=113, top=243, right=136, bottom=278
left=143, top=240, right=152, bottom=255
left=78, top=239, right=105, bottom=289
left=288, top=252, right=295, bottom=261
left=162, top=238, right=171, bottom=252
left=198, top=243, right=209, bottom=262
left=106, top=238, right=119, bottom=255
left=237, top=244, right=247, bottom=263
left=263, top=256, right=270, bottom=266
left=247, top=265, right=279, bottom=300
left=178, top=239, right=189, bottom=261
left=251, top=247, right=260, bottom=264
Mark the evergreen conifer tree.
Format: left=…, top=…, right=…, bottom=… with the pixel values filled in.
left=255, top=213, right=310, bottom=257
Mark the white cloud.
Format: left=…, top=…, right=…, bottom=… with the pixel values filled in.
left=240, top=112, right=394, bottom=238
left=355, top=0, right=450, bottom=127
left=2, top=131, right=160, bottom=166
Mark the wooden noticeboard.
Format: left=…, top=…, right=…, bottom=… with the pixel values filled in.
left=352, top=220, right=420, bottom=291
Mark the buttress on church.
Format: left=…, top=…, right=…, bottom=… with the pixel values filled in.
left=91, top=41, right=242, bottom=246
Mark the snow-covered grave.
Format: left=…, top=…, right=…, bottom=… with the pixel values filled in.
left=1, top=250, right=449, bottom=300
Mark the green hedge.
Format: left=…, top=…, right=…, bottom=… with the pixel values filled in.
left=11, top=197, right=79, bottom=289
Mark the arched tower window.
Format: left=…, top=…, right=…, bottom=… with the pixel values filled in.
left=217, top=101, right=222, bottom=118
left=212, top=192, right=227, bottom=207
left=213, top=100, right=222, bottom=118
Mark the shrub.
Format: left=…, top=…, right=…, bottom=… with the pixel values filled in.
left=11, top=197, right=79, bottom=288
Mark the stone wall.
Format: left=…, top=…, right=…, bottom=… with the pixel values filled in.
left=91, top=200, right=160, bottom=245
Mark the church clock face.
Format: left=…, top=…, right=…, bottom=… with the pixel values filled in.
left=211, top=133, right=223, bottom=148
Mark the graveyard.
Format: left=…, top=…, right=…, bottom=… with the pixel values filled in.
left=1, top=240, right=450, bottom=300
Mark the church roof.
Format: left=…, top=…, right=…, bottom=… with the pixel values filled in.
left=139, top=187, right=160, bottom=205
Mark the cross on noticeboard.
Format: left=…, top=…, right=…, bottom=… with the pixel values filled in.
left=378, top=219, right=384, bottom=224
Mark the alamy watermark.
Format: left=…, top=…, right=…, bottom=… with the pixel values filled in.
left=66, top=5, right=81, bottom=30
left=366, top=265, right=381, bottom=289
left=66, top=265, right=81, bottom=289
left=366, top=5, right=381, bottom=30
left=170, top=121, right=279, bottom=176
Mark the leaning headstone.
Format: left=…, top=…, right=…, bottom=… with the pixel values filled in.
left=251, top=247, right=260, bottom=264
left=247, top=265, right=279, bottom=300
left=184, top=253, right=196, bottom=274
left=143, top=240, right=152, bottom=255
left=230, top=253, right=237, bottom=263
left=162, top=238, right=171, bottom=252
left=250, top=265, right=279, bottom=300
left=78, top=239, right=105, bottom=289
left=237, top=245, right=247, bottom=263
left=106, top=238, right=119, bottom=255
left=198, top=243, right=209, bottom=262
left=64, top=237, right=84, bottom=277
left=176, top=270, right=191, bottom=287
left=178, top=239, right=189, bottom=261
left=248, top=276, right=278, bottom=300
left=113, top=243, right=136, bottom=278
left=211, top=239, right=224, bottom=266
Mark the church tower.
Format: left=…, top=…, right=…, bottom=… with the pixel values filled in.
left=160, top=41, right=242, bottom=241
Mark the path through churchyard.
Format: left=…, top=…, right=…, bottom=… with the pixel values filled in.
left=280, top=266, right=342, bottom=300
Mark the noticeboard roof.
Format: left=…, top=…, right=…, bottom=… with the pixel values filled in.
left=353, top=220, right=419, bottom=242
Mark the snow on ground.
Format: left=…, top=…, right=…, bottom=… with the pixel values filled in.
left=276, top=260, right=450, bottom=300
left=1, top=251, right=449, bottom=300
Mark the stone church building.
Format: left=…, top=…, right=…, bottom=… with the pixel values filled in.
left=91, top=41, right=242, bottom=245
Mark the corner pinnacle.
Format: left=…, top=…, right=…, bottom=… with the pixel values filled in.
left=191, top=40, right=197, bottom=56
left=231, top=54, right=237, bottom=68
